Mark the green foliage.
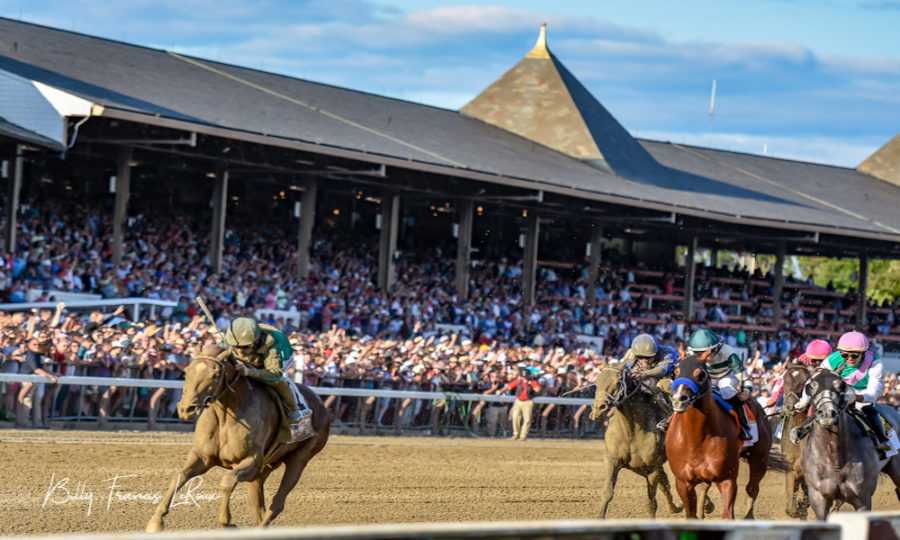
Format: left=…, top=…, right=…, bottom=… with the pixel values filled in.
left=796, top=256, right=900, bottom=303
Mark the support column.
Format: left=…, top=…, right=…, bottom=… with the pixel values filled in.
left=586, top=225, right=603, bottom=309
left=4, top=144, right=23, bottom=252
left=377, top=191, right=399, bottom=292
left=296, top=177, right=318, bottom=280
left=522, top=212, right=539, bottom=306
left=772, top=242, right=785, bottom=328
left=683, top=237, right=697, bottom=321
left=454, top=199, right=474, bottom=300
left=112, top=146, right=132, bottom=266
left=209, top=168, right=228, bottom=275
left=857, top=254, right=869, bottom=328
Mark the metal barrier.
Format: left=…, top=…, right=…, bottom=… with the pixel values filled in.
left=5, top=518, right=842, bottom=540
left=0, top=297, right=177, bottom=320
left=0, top=374, right=592, bottom=405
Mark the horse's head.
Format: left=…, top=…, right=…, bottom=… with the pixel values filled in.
left=590, top=363, right=628, bottom=419
left=806, top=369, right=849, bottom=428
left=670, top=354, right=710, bottom=412
left=781, top=362, right=812, bottom=411
left=176, top=345, right=232, bottom=421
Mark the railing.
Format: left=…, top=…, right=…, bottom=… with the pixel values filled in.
left=0, top=297, right=177, bottom=320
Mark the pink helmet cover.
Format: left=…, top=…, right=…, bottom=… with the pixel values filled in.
left=837, top=331, right=868, bottom=352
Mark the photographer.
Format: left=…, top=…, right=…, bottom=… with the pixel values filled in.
left=498, top=366, right=541, bottom=441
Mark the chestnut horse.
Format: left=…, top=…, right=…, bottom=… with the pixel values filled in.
left=146, top=345, right=330, bottom=531
left=665, top=354, right=773, bottom=519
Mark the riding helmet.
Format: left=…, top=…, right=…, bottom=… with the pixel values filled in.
left=631, top=333, right=659, bottom=357
left=225, top=317, right=261, bottom=347
left=687, top=329, right=720, bottom=354
left=837, top=331, right=868, bottom=352
left=801, top=339, right=832, bottom=363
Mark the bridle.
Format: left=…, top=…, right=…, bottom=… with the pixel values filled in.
left=194, top=354, right=241, bottom=411
left=810, top=384, right=850, bottom=428
left=671, top=368, right=711, bottom=411
left=782, top=365, right=813, bottom=417
left=597, top=367, right=642, bottom=408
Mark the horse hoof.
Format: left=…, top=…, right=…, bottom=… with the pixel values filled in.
left=671, top=505, right=684, bottom=514
left=145, top=522, right=163, bottom=533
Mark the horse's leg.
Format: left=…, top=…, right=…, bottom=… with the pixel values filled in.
left=247, top=468, right=272, bottom=527
left=717, top=478, right=737, bottom=520
left=218, top=456, right=261, bottom=528
left=146, top=450, right=211, bottom=532
left=784, top=470, right=799, bottom=518
left=742, top=454, right=767, bottom=520
left=697, top=483, right=712, bottom=520
left=597, top=458, right=622, bottom=518
left=262, top=443, right=318, bottom=527
left=882, top=456, right=900, bottom=503
left=675, top=478, right=697, bottom=519
left=797, top=478, right=810, bottom=519
left=807, top=487, right=831, bottom=521
left=643, top=472, right=659, bottom=518
left=653, top=468, right=682, bottom=514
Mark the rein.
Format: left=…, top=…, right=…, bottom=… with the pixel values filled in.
left=599, top=367, right=642, bottom=408
left=811, top=390, right=850, bottom=427
left=671, top=376, right=708, bottom=409
left=195, top=355, right=241, bottom=411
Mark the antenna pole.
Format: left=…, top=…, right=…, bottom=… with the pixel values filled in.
left=708, top=79, right=716, bottom=147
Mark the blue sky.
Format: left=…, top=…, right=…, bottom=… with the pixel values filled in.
left=2, top=0, right=898, bottom=167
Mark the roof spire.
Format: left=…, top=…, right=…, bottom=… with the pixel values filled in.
left=526, top=22, right=550, bottom=59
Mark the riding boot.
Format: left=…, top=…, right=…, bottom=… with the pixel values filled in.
left=861, top=405, right=892, bottom=452
left=272, top=378, right=306, bottom=422
left=789, top=418, right=812, bottom=444
left=727, top=396, right=752, bottom=440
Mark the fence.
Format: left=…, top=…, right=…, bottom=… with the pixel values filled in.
left=7, top=518, right=851, bottom=540
left=0, top=297, right=178, bottom=321
left=0, top=374, right=596, bottom=436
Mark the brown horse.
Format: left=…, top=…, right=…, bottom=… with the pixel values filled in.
left=146, top=345, right=330, bottom=531
left=777, top=363, right=813, bottom=519
left=589, top=363, right=682, bottom=518
left=665, top=354, right=773, bottom=519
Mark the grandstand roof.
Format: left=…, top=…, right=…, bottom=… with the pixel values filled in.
left=858, top=134, right=900, bottom=188
left=460, top=24, right=667, bottom=181
left=1, top=17, right=900, bottom=247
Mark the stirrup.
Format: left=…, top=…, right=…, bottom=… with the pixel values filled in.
left=738, top=426, right=752, bottom=441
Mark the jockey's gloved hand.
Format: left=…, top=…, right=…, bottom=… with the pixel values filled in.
left=794, top=396, right=809, bottom=410
left=843, top=388, right=857, bottom=405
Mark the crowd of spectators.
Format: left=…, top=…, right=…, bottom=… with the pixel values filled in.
left=2, top=197, right=900, bottom=436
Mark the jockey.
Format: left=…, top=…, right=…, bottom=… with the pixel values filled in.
left=662, top=329, right=751, bottom=440
left=621, top=333, right=677, bottom=414
left=766, top=339, right=832, bottom=410
left=225, top=317, right=307, bottom=423
left=819, top=331, right=889, bottom=451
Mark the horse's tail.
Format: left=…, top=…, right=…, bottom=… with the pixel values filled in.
left=766, top=449, right=792, bottom=473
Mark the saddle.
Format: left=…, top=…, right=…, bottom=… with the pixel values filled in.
left=261, top=385, right=316, bottom=466
left=713, top=395, right=758, bottom=448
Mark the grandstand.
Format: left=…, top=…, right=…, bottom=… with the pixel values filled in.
left=2, top=18, right=899, bottom=328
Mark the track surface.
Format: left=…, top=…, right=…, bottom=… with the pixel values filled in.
left=1, top=428, right=898, bottom=534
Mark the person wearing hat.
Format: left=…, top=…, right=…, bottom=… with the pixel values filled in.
left=766, top=339, right=831, bottom=412
left=791, top=331, right=891, bottom=452
left=660, top=329, right=751, bottom=440
left=224, top=317, right=306, bottom=423
left=497, top=366, right=541, bottom=440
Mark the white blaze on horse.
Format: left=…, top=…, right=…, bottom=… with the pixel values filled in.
left=145, top=345, right=330, bottom=531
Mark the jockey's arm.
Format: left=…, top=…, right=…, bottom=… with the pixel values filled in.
left=637, top=349, right=677, bottom=380
left=241, top=347, right=283, bottom=384
left=856, top=361, right=885, bottom=405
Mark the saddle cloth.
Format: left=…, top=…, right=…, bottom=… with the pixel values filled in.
left=849, top=408, right=900, bottom=458
left=265, top=381, right=316, bottom=447
left=713, top=396, right=759, bottom=449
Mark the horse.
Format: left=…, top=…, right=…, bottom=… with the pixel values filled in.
left=665, top=353, right=773, bottom=519
left=146, top=345, right=331, bottom=531
left=799, top=369, right=900, bottom=520
left=777, top=362, right=813, bottom=519
left=590, top=363, right=682, bottom=518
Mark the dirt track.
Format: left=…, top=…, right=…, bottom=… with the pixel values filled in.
left=1, top=428, right=899, bottom=535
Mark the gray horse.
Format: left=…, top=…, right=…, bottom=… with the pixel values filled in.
left=800, top=369, right=900, bottom=520
left=589, top=363, right=682, bottom=518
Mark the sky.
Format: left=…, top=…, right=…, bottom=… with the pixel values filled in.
left=1, top=0, right=899, bottom=167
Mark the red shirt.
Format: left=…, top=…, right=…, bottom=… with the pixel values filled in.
left=507, top=377, right=540, bottom=401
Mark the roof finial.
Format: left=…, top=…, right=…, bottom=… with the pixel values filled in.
left=526, top=22, right=550, bottom=59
